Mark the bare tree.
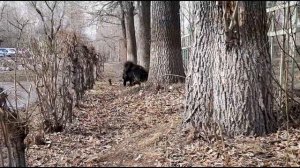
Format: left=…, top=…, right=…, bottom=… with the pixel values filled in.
left=148, top=1, right=185, bottom=84
left=0, top=2, right=27, bottom=47
left=0, top=6, right=33, bottom=166
left=119, top=1, right=127, bottom=63
left=122, top=1, right=137, bottom=63
left=84, top=1, right=127, bottom=63
left=27, top=1, right=73, bottom=132
left=0, top=2, right=104, bottom=166
left=184, top=1, right=277, bottom=137
left=135, top=1, right=150, bottom=70
left=64, top=2, right=87, bottom=34
left=29, top=1, right=66, bottom=47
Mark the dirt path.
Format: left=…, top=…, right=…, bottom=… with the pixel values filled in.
left=26, top=62, right=186, bottom=166
left=103, top=62, right=123, bottom=82
left=26, top=62, right=300, bottom=167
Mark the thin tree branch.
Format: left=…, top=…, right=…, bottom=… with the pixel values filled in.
left=228, top=1, right=239, bottom=30
left=54, top=1, right=65, bottom=37
left=29, top=1, right=49, bottom=38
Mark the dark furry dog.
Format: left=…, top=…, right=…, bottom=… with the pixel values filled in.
left=122, top=61, right=148, bottom=86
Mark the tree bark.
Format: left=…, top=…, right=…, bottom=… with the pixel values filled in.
left=184, top=1, right=277, bottom=137
left=122, top=1, right=137, bottom=63
left=0, top=89, right=27, bottom=167
left=119, top=1, right=127, bottom=63
left=183, top=2, right=214, bottom=135
left=148, top=1, right=185, bottom=84
left=9, top=123, right=27, bottom=167
left=135, top=1, right=151, bottom=70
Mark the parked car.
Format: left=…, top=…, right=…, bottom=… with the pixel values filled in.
left=5, top=48, right=16, bottom=57
left=0, top=48, right=8, bottom=57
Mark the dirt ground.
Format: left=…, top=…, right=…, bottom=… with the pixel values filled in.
left=25, top=62, right=300, bottom=167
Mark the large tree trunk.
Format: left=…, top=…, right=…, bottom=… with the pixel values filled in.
left=148, top=1, right=185, bottom=84
left=183, top=2, right=214, bottom=135
left=9, top=122, right=27, bottom=167
left=119, top=1, right=127, bottom=63
left=135, top=1, right=151, bottom=70
left=0, top=88, right=27, bottom=167
left=122, top=1, right=137, bottom=63
left=184, top=1, right=277, bottom=137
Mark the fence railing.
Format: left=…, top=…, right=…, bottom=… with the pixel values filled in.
left=181, top=33, right=193, bottom=73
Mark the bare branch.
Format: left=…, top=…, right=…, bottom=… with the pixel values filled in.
left=223, top=1, right=228, bottom=32
left=90, top=11, right=121, bottom=20
left=228, top=1, right=239, bottom=30
left=45, top=1, right=52, bottom=11
left=54, top=2, right=65, bottom=37
left=29, top=1, right=49, bottom=37
left=97, top=17, right=121, bottom=25
left=45, top=1, right=57, bottom=12
left=0, top=3, right=7, bottom=22
left=7, top=19, right=29, bottom=32
left=52, top=1, right=57, bottom=11
left=86, top=1, right=122, bottom=27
